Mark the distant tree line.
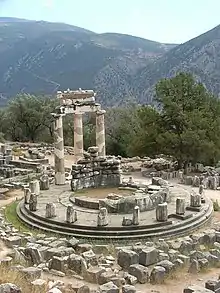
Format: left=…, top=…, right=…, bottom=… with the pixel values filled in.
left=0, top=72, right=220, bottom=169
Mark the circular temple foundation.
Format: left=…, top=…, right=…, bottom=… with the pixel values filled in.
left=17, top=177, right=213, bottom=242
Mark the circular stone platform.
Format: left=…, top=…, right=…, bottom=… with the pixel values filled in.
left=17, top=182, right=213, bottom=242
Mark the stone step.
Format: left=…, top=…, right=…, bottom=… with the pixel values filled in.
left=16, top=199, right=213, bottom=241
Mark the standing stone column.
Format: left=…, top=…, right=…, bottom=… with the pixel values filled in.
left=53, top=114, right=65, bottom=185
left=96, top=110, right=106, bottom=157
left=176, top=198, right=185, bottom=215
left=97, top=207, right=108, bottom=226
left=29, top=193, right=37, bottom=211
left=190, top=193, right=201, bottom=207
left=29, top=180, right=40, bottom=196
left=24, top=187, right=31, bottom=204
left=133, top=206, right=140, bottom=225
left=156, top=202, right=168, bottom=222
left=45, top=203, right=56, bottom=218
left=74, top=113, right=84, bottom=162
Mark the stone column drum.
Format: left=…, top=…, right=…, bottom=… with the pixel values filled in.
left=96, top=110, right=106, bottom=157
left=54, top=114, right=65, bottom=185
left=156, top=202, right=168, bottom=222
left=74, top=113, right=84, bottom=162
left=29, top=180, right=40, bottom=196
left=133, top=206, right=140, bottom=225
left=97, top=207, right=108, bottom=226
left=176, top=198, right=185, bottom=215
left=24, top=187, right=31, bottom=204
left=190, top=193, right=201, bottom=207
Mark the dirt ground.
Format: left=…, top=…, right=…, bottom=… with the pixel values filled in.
left=1, top=157, right=220, bottom=292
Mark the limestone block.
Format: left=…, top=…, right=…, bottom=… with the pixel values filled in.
left=29, top=180, right=40, bottom=196
left=124, top=274, right=137, bottom=285
left=68, top=254, right=87, bottom=275
left=68, top=282, right=90, bottom=293
left=205, top=280, right=220, bottom=292
left=192, top=176, right=200, bottom=187
left=188, top=259, right=199, bottom=274
left=99, top=281, right=119, bottom=293
left=156, top=260, right=174, bottom=274
left=176, top=197, right=185, bottom=215
left=84, top=266, right=106, bottom=283
left=0, top=283, right=21, bottom=293
left=49, top=256, right=68, bottom=273
left=128, top=264, right=149, bottom=284
left=156, top=239, right=169, bottom=252
left=40, top=175, right=50, bottom=190
left=66, top=205, right=77, bottom=223
left=99, top=271, right=117, bottom=285
left=20, top=267, right=42, bottom=281
left=132, top=206, right=140, bottom=225
left=183, top=285, right=213, bottom=293
left=24, top=187, right=31, bottom=204
left=45, top=203, right=56, bottom=218
left=190, top=193, right=201, bottom=207
left=29, top=193, right=37, bottom=211
left=117, top=249, right=139, bottom=269
left=31, top=279, right=47, bottom=293
left=150, top=266, right=166, bottom=284
left=198, top=258, right=209, bottom=271
left=139, top=247, right=158, bottom=266
left=82, top=250, right=98, bottom=266
left=122, top=285, right=136, bottom=293
left=24, top=247, right=42, bottom=265
left=156, top=202, right=168, bottom=222
left=66, top=237, right=79, bottom=248
left=97, top=207, right=108, bottom=226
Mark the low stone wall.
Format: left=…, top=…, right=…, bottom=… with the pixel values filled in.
left=183, top=174, right=220, bottom=190
left=142, top=169, right=180, bottom=180
left=71, top=153, right=121, bottom=191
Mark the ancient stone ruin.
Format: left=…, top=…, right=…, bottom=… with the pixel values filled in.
left=0, top=88, right=217, bottom=292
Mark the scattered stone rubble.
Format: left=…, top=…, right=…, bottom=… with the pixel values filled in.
left=1, top=196, right=220, bottom=293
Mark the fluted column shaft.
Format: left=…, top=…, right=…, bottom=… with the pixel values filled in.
left=74, top=113, right=84, bottom=162
left=54, top=114, right=65, bottom=185
left=96, top=110, right=106, bottom=156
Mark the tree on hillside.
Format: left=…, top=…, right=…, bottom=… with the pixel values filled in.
left=4, top=94, right=58, bottom=142
left=155, top=72, right=220, bottom=169
left=129, top=105, right=162, bottom=157
left=105, top=104, right=139, bottom=156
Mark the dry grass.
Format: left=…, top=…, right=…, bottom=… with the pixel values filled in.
left=0, top=265, right=48, bottom=293
left=0, top=266, right=30, bottom=292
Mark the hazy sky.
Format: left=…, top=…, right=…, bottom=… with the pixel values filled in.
left=0, top=0, right=219, bottom=44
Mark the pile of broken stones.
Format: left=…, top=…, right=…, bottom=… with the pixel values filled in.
left=1, top=208, right=220, bottom=293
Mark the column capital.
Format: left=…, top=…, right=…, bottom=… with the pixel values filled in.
left=96, top=109, right=106, bottom=115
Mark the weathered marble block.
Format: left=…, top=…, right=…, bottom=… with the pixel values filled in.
left=29, top=193, right=37, bottom=211
left=66, top=205, right=77, bottom=223
left=190, top=193, right=201, bottom=208
left=97, top=207, right=108, bottom=226
left=133, top=206, right=140, bottom=225
left=40, top=175, right=50, bottom=190
left=156, top=202, right=168, bottom=222
left=30, top=180, right=40, bottom=196
left=45, top=203, right=56, bottom=218
left=24, top=187, right=31, bottom=204
left=176, top=197, right=185, bottom=215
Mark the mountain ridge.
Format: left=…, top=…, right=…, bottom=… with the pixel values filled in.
left=0, top=17, right=219, bottom=106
